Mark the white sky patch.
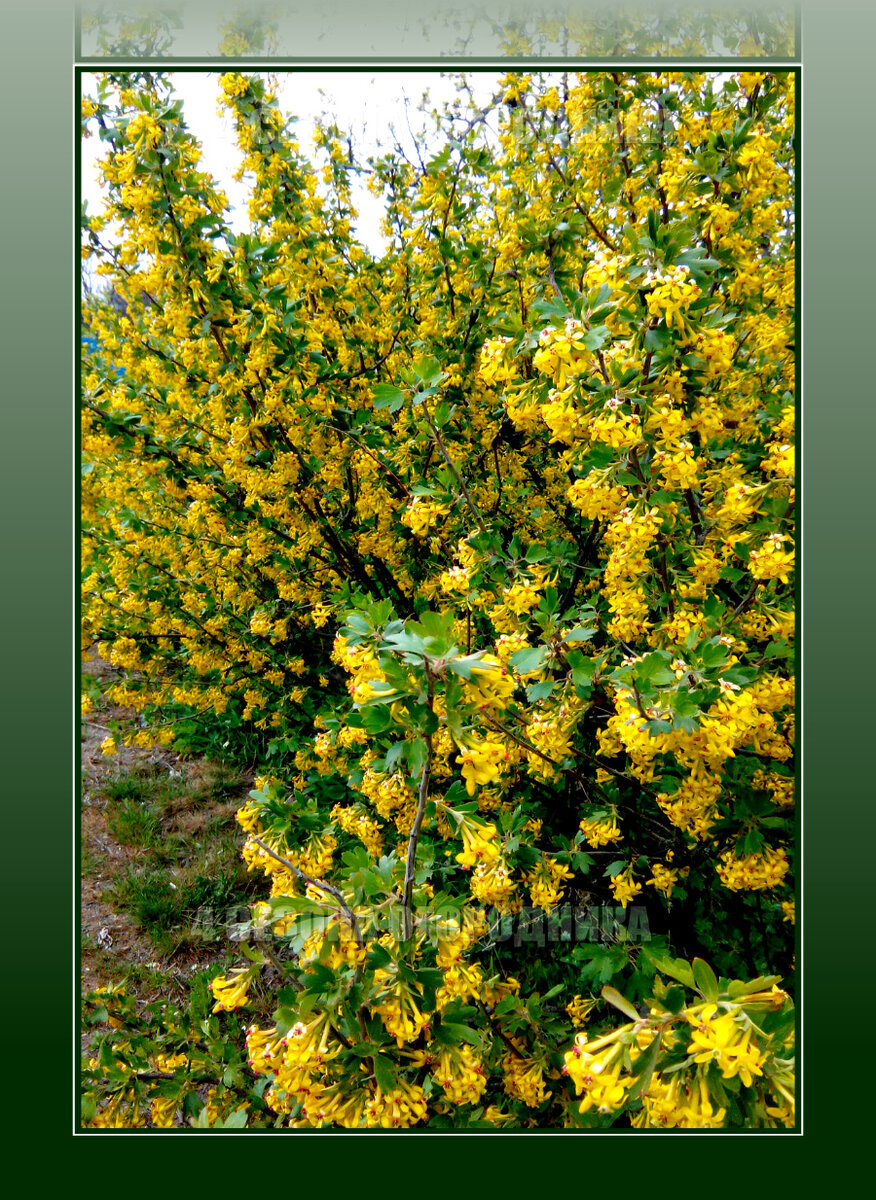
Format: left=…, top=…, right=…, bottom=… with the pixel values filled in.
left=81, top=71, right=505, bottom=257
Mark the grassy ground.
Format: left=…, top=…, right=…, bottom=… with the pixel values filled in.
left=80, top=650, right=261, bottom=1004
left=80, top=656, right=286, bottom=1125
left=82, top=759, right=259, bottom=966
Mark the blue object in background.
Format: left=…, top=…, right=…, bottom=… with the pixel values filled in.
left=82, top=333, right=125, bottom=376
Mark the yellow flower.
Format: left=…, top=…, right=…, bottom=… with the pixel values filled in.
left=647, top=862, right=679, bottom=897
left=528, top=857, right=574, bottom=912
left=503, top=1053, right=549, bottom=1107
left=466, top=656, right=517, bottom=709
left=210, top=965, right=258, bottom=1013
left=610, top=868, right=642, bottom=908
left=455, top=818, right=500, bottom=867
left=564, top=1034, right=632, bottom=1115
left=150, top=1096, right=178, bottom=1128
left=566, top=995, right=597, bottom=1027
left=457, top=741, right=508, bottom=796
left=579, top=814, right=621, bottom=846
left=685, top=1004, right=764, bottom=1084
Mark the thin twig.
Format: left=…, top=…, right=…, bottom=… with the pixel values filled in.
left=250, top=836, right=362, bottom=948
left=479, top=712, right=560, bottom=769
left=402, top=669, right=435, bottom=941
left=423, top=411, right=487, bottom=535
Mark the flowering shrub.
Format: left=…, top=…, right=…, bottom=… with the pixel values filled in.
left=81, top=67, right=795, bottom=1129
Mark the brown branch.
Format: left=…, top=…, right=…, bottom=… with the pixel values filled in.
left=683, top=488, right=706, bottom=544
left=401, top=669, right=435, bottom=941
left=519, top=105, right=618, bottom=252
left=479, top=712, right=560, bottom=769
left=250, top=836, right=362, bottom=949
left=422, top=410, right=487, bottom=536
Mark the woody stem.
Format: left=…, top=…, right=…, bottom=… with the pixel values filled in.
left=401, top=667, right=435, bottom=942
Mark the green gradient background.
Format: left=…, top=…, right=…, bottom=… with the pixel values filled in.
left=3, top=0, right=871, bottom=1160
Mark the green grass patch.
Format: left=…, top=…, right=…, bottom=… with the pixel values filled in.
left=81, top=844, right=108, bottom=875
left=109, top=865, right=182, bottom=931
left=92, top=760, right=261, bottom=954
left=105, top=797, right=162, bottom=848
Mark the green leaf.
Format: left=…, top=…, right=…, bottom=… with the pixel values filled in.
left=601, top=985, right=640, bottom=1021
left=727, top=974, right=781, bottom=999
left=433, top=401, right=455, bottom=427
left=509, top=646, right=546, bottom=675
left=526, top=680, right=555, bottom=703
left=221, top=1108, right=248, bottom=1129
left=692, top=958, right=720, bottom=1002
left=764, top=640, right=792, bottom=660
left=645, top=325, right=672, bottom=352
left=581, top=326, right=609, bottom=350
left=645, top=718, right=673, bottom=735
left=412, top=356, right=444, bottom=386
left=351, top=1041, right=383, bottom=1057
left=372, top=383, right=404, bottom=412
left=635, top=651, right=675, bottom=686
left=384, top=741, right=406, bottom=772
left=644, top=950, right=696, bottom=989
left=359, top=706, right=393, bottom=734
left=567, top=652, right=597, bottom=688
left=382, top=629, right=428, bottom=657
left=404, top=737, right=428, bottom=778
left=563, top=625, right=596, bottom=645
left=627, top=1029, right=662, bottom=1102
left=698, top=639, right=729, bottom=669
left=662, top=985, right=687, bottom=1015
left=436, top=1022, right=479, bottom=1046
left=373, top=1054, right=397, bottom=1092
left=409, top=610, right=455, bottom=643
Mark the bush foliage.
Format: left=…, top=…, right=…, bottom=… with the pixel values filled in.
left=81, top=67, right=795, bottom=1129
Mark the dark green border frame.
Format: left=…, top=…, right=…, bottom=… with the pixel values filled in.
left=2, top=0, right=872, bottom=1164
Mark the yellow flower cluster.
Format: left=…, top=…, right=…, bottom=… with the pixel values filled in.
left=401, top=496, right=450, bottom=537
left=210, top=965, right=257, bottom=1013
left=330, top=803, right=383, bottom=857
left=717, top=846, right=790, bottom=891
left=609, top=868, right=642, bottom=908
left=748, top=534, right=795, bottom=584
left=465, top=655, right=518, bottom=710
left=81, top=66, right=795, bottom=1131
left=364, top=1082, right=429, bottom=1129
left=564, top=1032, right=633, bottom=1115
left=454, top=817, right=501, bottom=867
left=647, top=862, right=680, bottom=897
left=566, top=995, right=597, bottom=1027
left=579, top=814, right=621, bottom=846
left=355, top=768, right=416, bottom=832
left=457, top=742, right=509, bottom=796
left=567, top=472, right=629, bottom=520
left=686, top=1004, right=764, bottom=1085
left=370, top=976, right=432, bottom=1047
left=633, top=1073, right=727, bottom=1129
left=528, top=857, right=574, bottom=912
left=644, top=265, right=701, bottom=331
left=431, top=1045, right=488, bottom=1105
left=532, top=318, right=593, bottom=387
left=502, top=1053, right=549, bottom=1107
